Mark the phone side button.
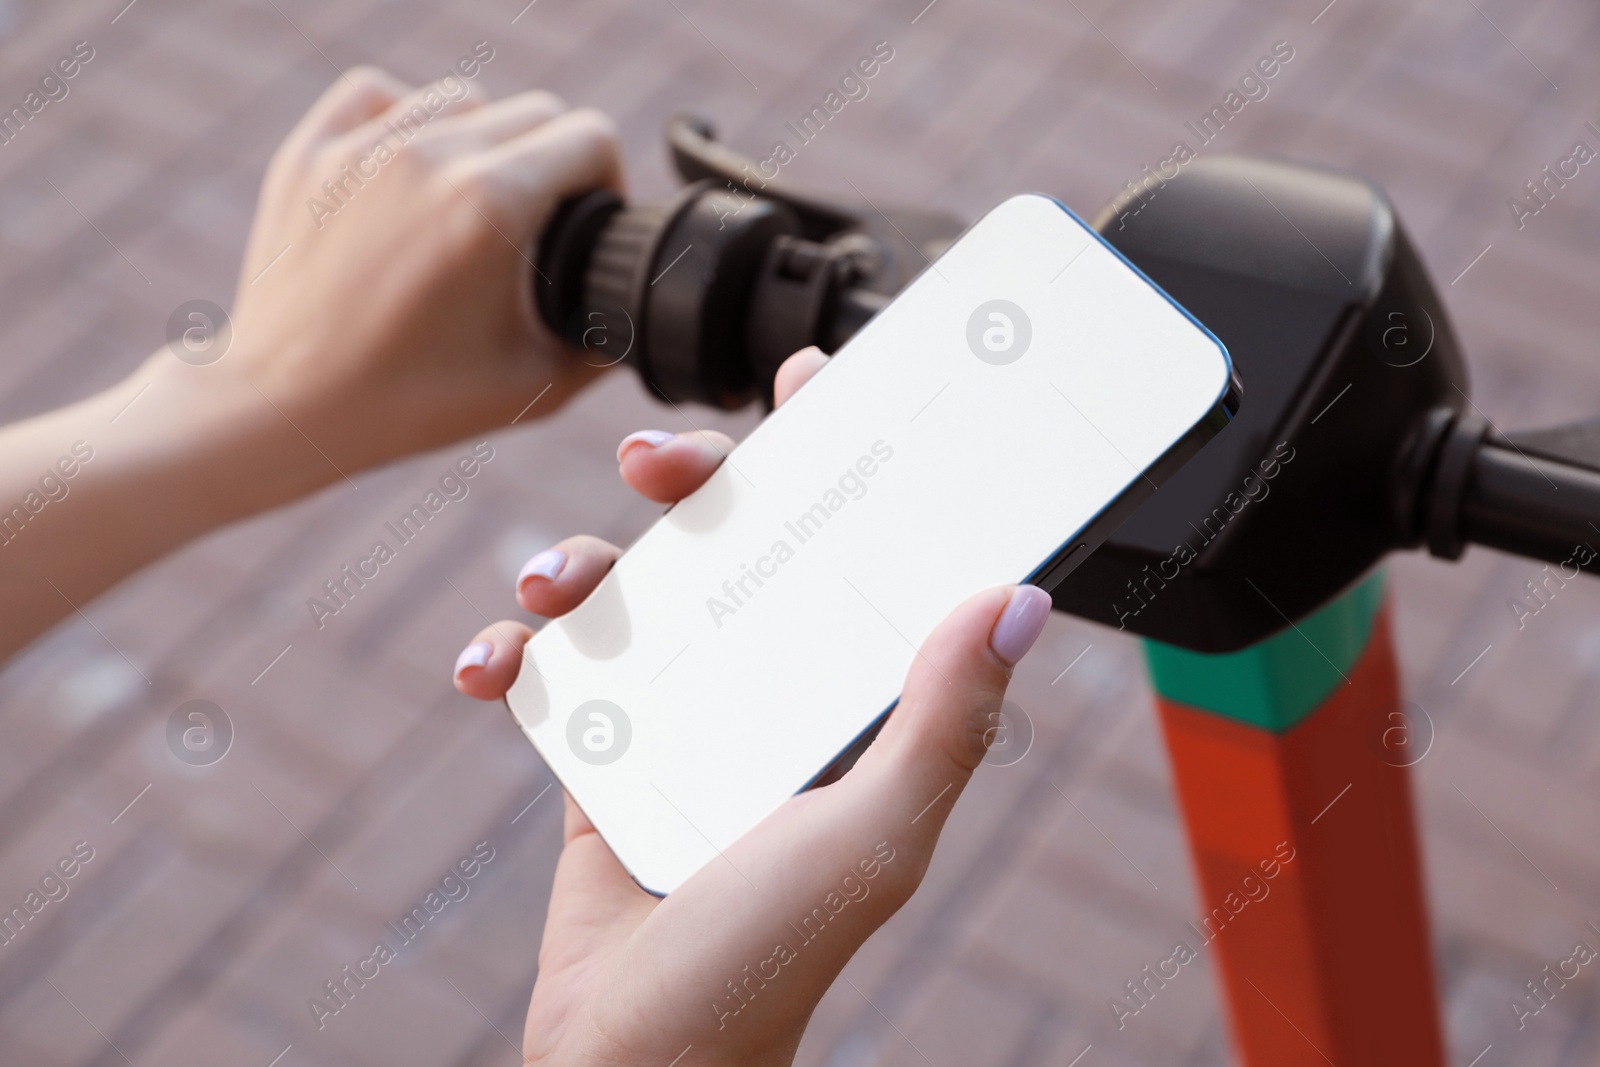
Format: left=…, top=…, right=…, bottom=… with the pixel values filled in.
left=1033, top=542, right=1089, bottom=594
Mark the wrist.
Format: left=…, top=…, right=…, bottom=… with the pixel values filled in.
left=105, top=350, right=339, bottom=526
left=0, top=351, right=330, bottom=648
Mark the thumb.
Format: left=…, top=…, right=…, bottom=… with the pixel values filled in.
left=852, top=585, right=1053, bottom=846
left=591, top=586, right=1054, bottom=1053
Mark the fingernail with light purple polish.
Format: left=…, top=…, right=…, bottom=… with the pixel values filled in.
left=617, top=429, right=676, bottom=462
left=518, top=549, right=567, bottom=591
left=454, top=642, right=492, bottom=680
left=990, top=586, right=1051, bottom=666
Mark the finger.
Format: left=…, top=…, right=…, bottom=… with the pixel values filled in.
left=617, top=429, right=736, bottom=504
left=854, top=585, right=1052, bottom=834
left=292, top=67, right=411, bottom=143
left=452, top=619, right=534, bottom=700
left=428, top=89, right=567, bottom=150
left=773, top=345, right=830, bottom=407
left=515, top=534, right=622, bottom=616
left=456, top=107, right=624, bottom=244
left=359, top=77, right=482, bottom=143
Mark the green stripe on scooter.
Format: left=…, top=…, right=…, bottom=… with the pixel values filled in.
left=1141, top=570, right=1385, bottom=732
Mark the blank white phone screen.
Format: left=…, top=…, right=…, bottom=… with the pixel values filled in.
left=506, top=193, right=1232, bottom=894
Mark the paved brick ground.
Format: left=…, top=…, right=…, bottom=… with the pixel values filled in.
left=1, top=0, right=1599, bottom=1064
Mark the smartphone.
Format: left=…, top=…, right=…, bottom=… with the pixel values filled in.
left=506, top=193, right=1238, bottom=895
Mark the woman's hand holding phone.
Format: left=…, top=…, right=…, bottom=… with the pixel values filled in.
left=454, top=347, right=1053, bottom=1066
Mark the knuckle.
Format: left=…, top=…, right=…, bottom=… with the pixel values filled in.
left=564, top=107, right=622, bottom=154
left=395, top=137, right=436, bottom=170
left=525, top=89, right=568, bottom=115
left=870, top=844, right=929, bottom=908
left=949, top=707, right=994, bottom=773
left=340, top=67, right=397, bottom=105
left=426, top=163, right=503, bottom=248
left=923, top=688, right=1004, bottom=776
left=436, top=156, right=483, bottom=193
left=344, top=64, right=386, bottom=86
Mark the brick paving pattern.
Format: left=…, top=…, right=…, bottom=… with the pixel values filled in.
left=1, top=0, right=1598, bottom=1063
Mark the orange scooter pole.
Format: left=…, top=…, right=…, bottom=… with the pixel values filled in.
left=1142, top=571, right=1444, bottom=1066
